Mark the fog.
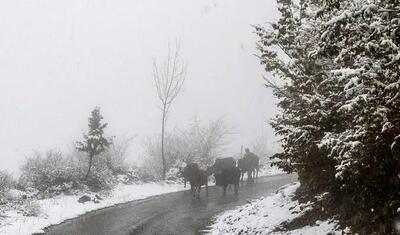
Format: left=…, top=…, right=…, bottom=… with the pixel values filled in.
left=0, top=0, right=278, bottom=174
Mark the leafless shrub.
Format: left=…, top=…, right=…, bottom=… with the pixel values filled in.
left=143, top=118, right=233, bottom=179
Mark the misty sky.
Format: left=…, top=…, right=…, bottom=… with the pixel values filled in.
left=0, top=0, right=279, bottom=174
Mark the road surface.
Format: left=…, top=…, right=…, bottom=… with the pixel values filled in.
left=44, top=174, right=297, bottom=235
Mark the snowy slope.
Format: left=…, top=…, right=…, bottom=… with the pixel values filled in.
left=207, top=183, right=342, bottom=235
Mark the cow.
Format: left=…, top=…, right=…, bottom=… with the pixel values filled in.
left=210, top=157, right=241, bottom=196
left=190, top=168, right=209, bottom=198
left=241, top=148, right=260, bottom=183
left=182, top=163, right=209, bottom=198
left=238, top=156, right=259, bottom=182
left=181, top=163, right=198, bottom=189
left=237, top=158, right=248, bottom=182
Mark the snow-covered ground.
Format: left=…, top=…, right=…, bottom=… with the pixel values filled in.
left=259, top=165, right=285, bottom=177
left=0, top=182, right=185, bottom=235
left=207, top=182, right=342, bottom=235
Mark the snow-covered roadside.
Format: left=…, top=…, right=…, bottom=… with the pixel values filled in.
left=259, top=165, right=285, bottom=177
left=0, top=182, right=185, bottom=235
left=207, top=182, right=341, bottom=235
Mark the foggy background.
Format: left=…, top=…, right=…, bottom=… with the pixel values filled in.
left=0, top=0, right=278, bottom=174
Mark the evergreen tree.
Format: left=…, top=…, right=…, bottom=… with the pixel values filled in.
left=76, top=107, right=112, bottom=179
left=257, top=0, right=400, bottom=232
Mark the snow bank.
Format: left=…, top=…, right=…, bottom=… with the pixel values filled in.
left=207, top=183, right=340, bottom=235
left=0, top=182, right=184, bottom=235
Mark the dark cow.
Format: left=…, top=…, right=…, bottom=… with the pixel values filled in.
left=181, top=163, right=198, bottom=188
left=182, top=163, right=209, bottom=198
left=211, top=157, right=241, bottom=196
left=190, top=168, right=209, bottom=198
left=241, top=148, right=260, bottom=182
left=237, top=158, right=248, bottom=182
left=213, top=157, right=236, bottom=171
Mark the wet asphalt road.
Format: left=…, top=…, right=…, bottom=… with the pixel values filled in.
left=44, top=174, right=297, bottom=235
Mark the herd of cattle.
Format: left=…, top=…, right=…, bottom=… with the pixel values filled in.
left=180, top=153, right=260, bottom=198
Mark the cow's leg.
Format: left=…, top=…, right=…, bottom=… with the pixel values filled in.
left=206, top=183, right=208, bottom=197
left=223, top=185, right=227, bottom=196
left=184, top=178, right=186, bottom=188
left=191, top=183, right=195, bottom=197
left=234, top=183, right=238, bottom=195
left=197, top=185, right=201, bottom=199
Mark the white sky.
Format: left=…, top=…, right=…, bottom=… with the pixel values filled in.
left=0, top=0, right=279, bottom=174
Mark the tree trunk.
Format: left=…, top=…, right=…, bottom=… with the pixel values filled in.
left=85, top=154, right=94, bottom=179
left=161, top=109, right=167, bottom=180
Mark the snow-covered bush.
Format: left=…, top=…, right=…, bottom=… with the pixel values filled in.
left=165, top=160, right=185, bottom=183
left=19, top=151, right=81, bottom=196
left=0, top=170, right=14, bottom=195
left=83, top=159, right=116, bottom=191
left=115, top=166, right=152, bottom=184
left=135, top=166, right=158, bottom=182
left=19, top=150, right=117, bottom=195
left=5, top=189, right=25, bottom=202
left=124, top=168, right=141, bottom=182
left=257, top=0, right=400, bottom=233
left=22, top=200, right=41, bottom=217
left=165, top=167, right=181, bottom=182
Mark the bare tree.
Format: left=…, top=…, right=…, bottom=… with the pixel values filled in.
left=153, top=42, right=187, bottom=179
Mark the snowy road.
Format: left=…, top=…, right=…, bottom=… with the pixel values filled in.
left=43, top=174, right=297, bottom=235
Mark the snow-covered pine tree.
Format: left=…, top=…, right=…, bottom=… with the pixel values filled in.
left=316, top=1, right=400, bottom=232
left=257, top=0, right=400, bottom=233
left=256, top=0, right=338, bottom=192
left=76, top=107, right=112, bottom=179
